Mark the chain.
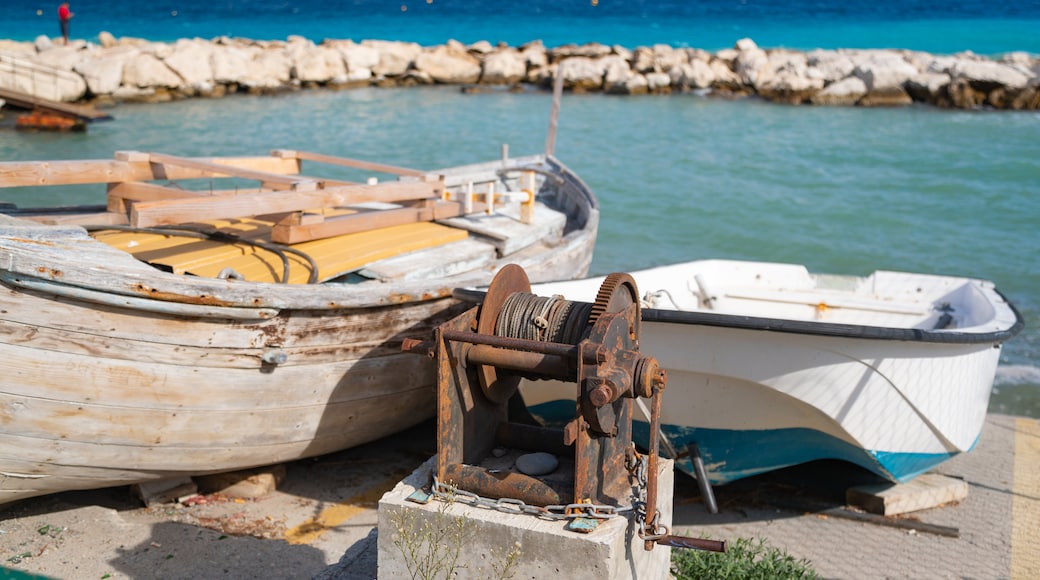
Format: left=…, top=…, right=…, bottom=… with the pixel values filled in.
left=430, top=476, right=629, bottom=521
left=627, top=446, right=670, bottom=542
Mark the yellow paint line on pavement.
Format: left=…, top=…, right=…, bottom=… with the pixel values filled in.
left=1011, top=417, right=1040, bottom=580
left=285, top=473, right=404, bottom=545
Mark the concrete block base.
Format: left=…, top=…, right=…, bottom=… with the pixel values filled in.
left=846, top=472, right=969, bottom=516
left=378, top=456, right=673, bottom=579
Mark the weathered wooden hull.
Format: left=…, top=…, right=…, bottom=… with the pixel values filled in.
left=0, top=153, right=599, bottom=504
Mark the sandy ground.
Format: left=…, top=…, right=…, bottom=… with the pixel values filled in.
left=2, top=414, right=1036, bottom=580
left=0, top=420, right=437, bottom=580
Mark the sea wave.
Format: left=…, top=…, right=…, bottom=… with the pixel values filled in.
left=994, top=364, right=1040, bottom=386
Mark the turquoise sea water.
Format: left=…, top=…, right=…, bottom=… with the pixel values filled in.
left=2, top=88, right=1038, bottom=416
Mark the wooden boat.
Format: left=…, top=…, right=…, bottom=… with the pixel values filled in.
left=518, top=259, right=1022, bottom=485
left=0, top=149, right=598, bottom=505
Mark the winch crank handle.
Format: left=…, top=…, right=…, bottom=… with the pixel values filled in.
left=401, top=338, right=435, bottom=358
left=644, top=386, right=663, bottom=551
left=656, top=535, right=728, bottom=553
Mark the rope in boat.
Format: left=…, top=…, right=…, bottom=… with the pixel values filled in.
left=84, top=224, right=320, bottom=284
left=494, top=291, right=592, bottom=345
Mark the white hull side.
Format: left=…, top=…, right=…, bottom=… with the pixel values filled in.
left=521, top=259, right=1018, bottom=483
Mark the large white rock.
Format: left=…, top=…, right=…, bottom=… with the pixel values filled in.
left=74, top=47, right=136, bottom=95
left=811, top=76, right=867, bottom=106
left=604, top=64, right=647, bottom=94
left=850, top=51, right=919, bottom=90
left=414, top=45, right=481, bottom=84
left=905, top=72, right=951, bottom=98
left=30, top=45, right=85, bottom=72
left=520, top=41, right=548, bottom=71
left=631, top=46, right=657, bottom=73
left=210, top=45, right=255, bottom=84
left=98, top=31, right=117, bottom=48
left=481, top=48, right=527, bottom=84
left=601, top=54, right=633, bottom=86
left=333, top=40, right=379, bottom=81
left=164, top=40, right=215, bottom=87
left=949, top=59, right=1030, bottom=89
left=733, top=38, right=769, bottom=86
left=0, top=56, right=87, bottom=102
left=670, top=59, right=716, bottom=89
left=708, top=58, right=742, bottom=88
left=557, top=57, right=604, bottom=90
left=645, top=71, right=672, bottom=92
left=244, top=48, right=292, bottom=88
left=363, top=40, right=422, bottom=77
left=294, top=44, right=347, bottom=83
left=123, top=53, right=183, bottom=88
left=806, top=50, right=858, bottom=83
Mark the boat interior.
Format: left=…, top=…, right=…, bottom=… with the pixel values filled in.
left=0, top=150, right=570, bottom=284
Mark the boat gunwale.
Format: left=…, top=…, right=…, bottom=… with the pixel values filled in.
left=0, top=155, right=600, bottom=312
left=454, top=288, right=1025, bottom=345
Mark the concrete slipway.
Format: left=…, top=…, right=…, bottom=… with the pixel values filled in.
left=1, top=413, right=1037, bottom=579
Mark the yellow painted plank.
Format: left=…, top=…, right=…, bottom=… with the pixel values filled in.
left=1011, top=417, right=1040, bottom=580
left=295, top=222, right=468, bottom=282
left=92, top=220, right=468, bottom=284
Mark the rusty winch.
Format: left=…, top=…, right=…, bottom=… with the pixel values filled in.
left=403, top=264, right=726, bottom=553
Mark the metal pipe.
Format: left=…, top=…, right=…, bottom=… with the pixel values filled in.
left=443, top=463, right=572, bottom=507
left=442, top=328, right=602, bottom=364
left=466, top=344, right=575, bottom=378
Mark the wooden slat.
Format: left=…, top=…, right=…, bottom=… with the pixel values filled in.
left=129, top=181, right=441, bottom=228
left=14, top=211, right=129, bottom=226
left=270, top=199, right=476, bottom=244
left=147, top=153, right=317, bottom=191
left=274, top=149, right=426, bottom=177
left=0, top=155, right=301, bottom=188
left=106, top=181, right=215, bottom=213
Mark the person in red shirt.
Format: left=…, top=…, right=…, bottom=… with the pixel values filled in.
left=57, top=2, right=74, bottom=45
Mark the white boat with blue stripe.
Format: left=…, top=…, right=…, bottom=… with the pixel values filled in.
left=519, top=259, right=1023, bottom=486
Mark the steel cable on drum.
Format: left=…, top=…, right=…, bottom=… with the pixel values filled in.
left=494, top=292, right=592, bottom=345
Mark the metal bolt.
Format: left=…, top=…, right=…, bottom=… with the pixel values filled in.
left=588, top=378, right=616, bottom=407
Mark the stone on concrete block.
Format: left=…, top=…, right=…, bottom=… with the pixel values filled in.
left=378, top=455, right=674, bottom=579
left=846, top=473, right=969, bottom=516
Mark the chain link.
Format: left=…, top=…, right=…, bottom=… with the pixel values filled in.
left=430, top=476, right=629, bottom=521
left=424, top=443, right=669, bottom=541
left=628, top=446, right=670, bottom=542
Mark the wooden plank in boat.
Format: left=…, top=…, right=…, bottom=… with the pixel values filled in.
left=270, top=199, right=481, bottom=244
left=359, top=238, right=498, bottom=282
left=16, top=211, right=129, bottom=226
left=295, top=221, right=468, bottom=282
left=128, top=181, right=440, bottom=228
left=436, top=202, right=565, bottom=256
left=146, top=153, right=320, bottom=191
left=273, top=149, right=426, bottom=177
left=106, top=181, right=216, bottom=214
left=0, top=154, right=301, bottom=188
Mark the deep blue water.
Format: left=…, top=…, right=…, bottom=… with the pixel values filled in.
left=4, top=0, right=1040, bottom=55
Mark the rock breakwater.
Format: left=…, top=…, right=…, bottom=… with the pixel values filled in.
left=1, top=34, right=1038, bottom=110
